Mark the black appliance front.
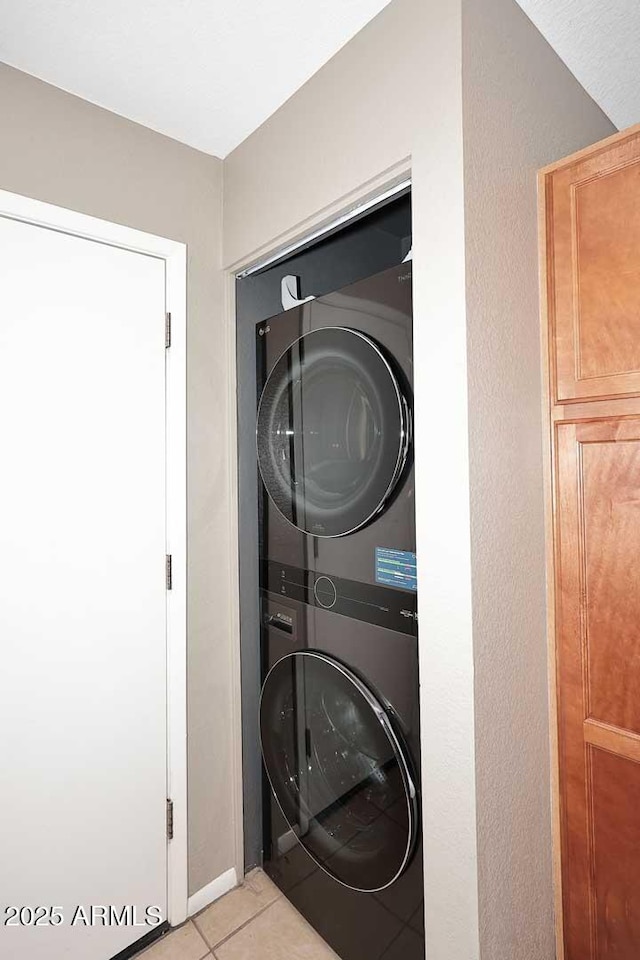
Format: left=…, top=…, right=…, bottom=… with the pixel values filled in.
left=257, top=262, right=422, bottom=959
left=260, top=589, right=424, bottom=960
left=256, top=261, right=415, bottom=589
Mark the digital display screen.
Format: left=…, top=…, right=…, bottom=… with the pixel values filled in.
left=375, top=547, right=417, bottom=592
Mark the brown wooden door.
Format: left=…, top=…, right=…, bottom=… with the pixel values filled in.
left=555, top=415, right=640, bottom=960
left=545, top=128, right=640, bottom=402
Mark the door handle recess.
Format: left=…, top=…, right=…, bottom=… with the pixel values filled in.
left=263, top=615, right=293, bottom=635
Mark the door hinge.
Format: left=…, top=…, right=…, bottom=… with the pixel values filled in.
left=165, top=312, right=171, bottom=349
left=166, top=798, right=174, bottom=841
left=166, top=554, right=172, bottom=591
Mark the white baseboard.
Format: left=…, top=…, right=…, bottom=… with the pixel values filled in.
left=187, top=867, right=238, bottom=917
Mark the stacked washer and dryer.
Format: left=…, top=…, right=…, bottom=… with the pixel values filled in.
left=255, top=261, right=423, bottom=960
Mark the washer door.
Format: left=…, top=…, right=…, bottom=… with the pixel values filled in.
left=260, top=651, right=419, bottom=892
left=256, top=327, right=410, bottom=538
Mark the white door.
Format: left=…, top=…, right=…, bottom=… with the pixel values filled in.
left=0, top=215, right=169, bottom=960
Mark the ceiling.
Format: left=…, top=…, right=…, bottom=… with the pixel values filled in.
left=0, top=0, right=393, bottom=157
left=0, top=0, right=637, bottom=159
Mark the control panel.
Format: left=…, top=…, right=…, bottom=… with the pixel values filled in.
left=262, top=560, right=418, bottom=637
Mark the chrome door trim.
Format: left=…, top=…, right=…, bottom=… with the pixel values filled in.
left=256, top=326, right=411, bottom=539
left=259, top=650, right=419, bottom=893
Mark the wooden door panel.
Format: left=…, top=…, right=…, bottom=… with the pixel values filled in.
left=574, top=166, right=640, bottom=381
left=581, top=431, right=640, bottom=732
left=556, top=417, right=640, bottom=960
left=591, top=747, right=640, bottom=960
left=546, top=129, right=640, bottom=401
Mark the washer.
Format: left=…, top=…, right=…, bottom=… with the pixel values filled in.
left=257, top=262, right=423, bottom=960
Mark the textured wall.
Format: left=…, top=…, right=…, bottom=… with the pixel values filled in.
left=225, top=0, right=618, bottom=955
left=515, top=0, right=640, bottom=130
left=225, top=1, right=481, bottom=956
left=0, top=62, right=236, bottom=897
left=461, top=0, right=615, bottom=956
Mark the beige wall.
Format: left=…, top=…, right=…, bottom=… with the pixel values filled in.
left=461, top=0, right=615, bottom=957
left=225, top=1, right=480, bottom=956
left=224, top=0, right=614, bottom=955
left=0, top=62, right=236, bottom=896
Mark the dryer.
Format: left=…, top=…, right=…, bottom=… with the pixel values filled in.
left=256, top=260, right=416, bottom=589
left=256, top=262, right=423, bottom=960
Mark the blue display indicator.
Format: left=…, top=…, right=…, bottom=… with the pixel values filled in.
left=375, top=548, right=417, bottom=592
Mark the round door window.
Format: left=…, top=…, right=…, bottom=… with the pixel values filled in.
left=256, top=327, right=410, bottom=538
left=260, top=651, right=419, bottom=892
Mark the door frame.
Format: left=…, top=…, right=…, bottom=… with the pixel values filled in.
left=0, top=189, right=188, bottom=927
left=224, top=160, right=412, bottom=881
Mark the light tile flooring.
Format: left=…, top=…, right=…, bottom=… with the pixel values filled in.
left=138, top=869, right=339, bottom=960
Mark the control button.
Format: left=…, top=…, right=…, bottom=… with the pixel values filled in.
left=313, top=576, right=337, bottom=609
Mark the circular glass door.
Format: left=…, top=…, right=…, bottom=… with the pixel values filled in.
left=260, top=651, right=419, bottom=892
left=256, top=327, right=410, bottom=538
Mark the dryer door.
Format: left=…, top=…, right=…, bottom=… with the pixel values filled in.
left=256, top=327, right=410, bottom=538
left=260, top=651, right=419, bottom=892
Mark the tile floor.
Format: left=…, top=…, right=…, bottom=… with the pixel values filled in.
left=138, top=869, right=339, bottom=960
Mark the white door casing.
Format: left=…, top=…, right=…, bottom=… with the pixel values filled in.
left=0, top=192, right=187, bottom=959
